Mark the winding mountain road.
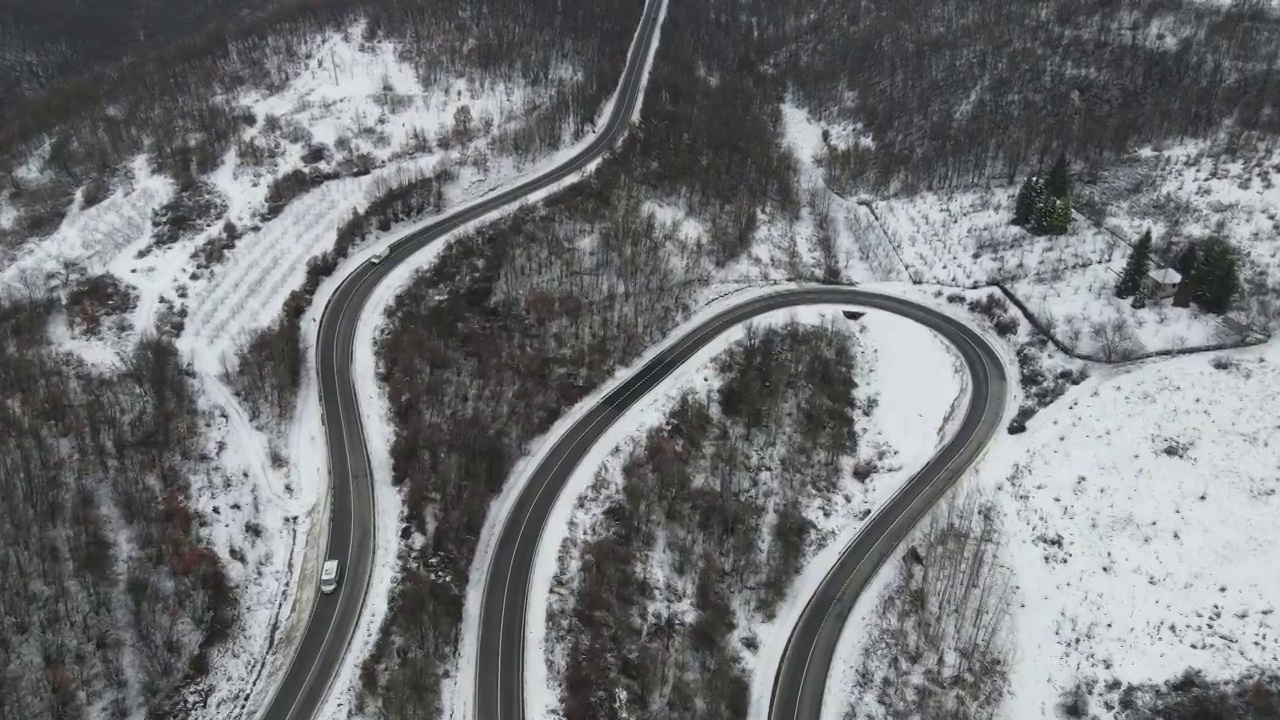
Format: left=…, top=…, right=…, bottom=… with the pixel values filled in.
left=765, top=295, right=1007, bottom=720
left=259, top=0, right=1009, bottom=715
left=257, top=0, right=666, bottom=717
left=477, top=287, right=1008, bottom=720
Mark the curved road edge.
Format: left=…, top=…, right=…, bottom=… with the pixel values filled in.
left=257, top=0, right=668, bottom=716
left=765, top=293, right=1009, bottom=720
left=477, top=285, right=1009, bottom=720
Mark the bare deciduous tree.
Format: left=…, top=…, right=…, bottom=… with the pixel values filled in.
left=1090, top=316, right=1143, bottom=361
left=844, top=491, right=1013, bottom=720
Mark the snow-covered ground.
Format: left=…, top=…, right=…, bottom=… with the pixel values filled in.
left=1088, top=139, right=1280, bottom=292
left=864, top=141, right=1280, bottom=355
left=240, top=21, right=563, bottom=170
left=871, top=187, right=1118, bottom=287
left=1006, top=263, right=1230, bottom=355
left=706, top=103, right=912, bottom=288
left=981, top=339, right=1280, bottom=718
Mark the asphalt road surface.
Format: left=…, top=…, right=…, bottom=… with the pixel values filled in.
left=765, top=294, right=1007, bottom=720
left=257, top=0, right=667, bottom=716
left=477, top=287, right=1008, bottom=720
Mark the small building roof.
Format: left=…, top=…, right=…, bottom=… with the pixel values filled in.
left=1147, top=267, right=1182, bottom=285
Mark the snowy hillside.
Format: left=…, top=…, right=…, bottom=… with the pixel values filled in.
left=2, top=20, right=565, bottom=353
left=767, top=103, right=1277, bottom=361
left=987, top=340, right=1280, bottom=718
left=0, top=18, right=586, bottom=719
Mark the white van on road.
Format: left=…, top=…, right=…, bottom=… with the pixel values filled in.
left=320, top=559, right=341, bottom=594
left=368, top=247, right=390, bottom=264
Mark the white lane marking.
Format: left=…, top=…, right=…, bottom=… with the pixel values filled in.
left=281, top=264, right=382, bottom=720
left=486, top=290, right=1003, bottom=720
left=271, top=0, right=669, bottom=712
left=783, top=326, right=1003, bottom=720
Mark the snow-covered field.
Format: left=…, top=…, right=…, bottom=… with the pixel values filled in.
left=865, top=138, right=1280, bottom=356
left=1006, top=263, right=1230, bottom=355
left=983, top=340, right=1280, bottom=718
left=1089, top=139, right=1280, bottom=292
left=864, top=188, right=1245, bottom=358
left=825, top=336, right=1280, bottom=720
left=871, top=188, right=1118, bottom=287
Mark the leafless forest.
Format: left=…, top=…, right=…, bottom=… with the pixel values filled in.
left=844, top=493, right=1013, bottom=720
left=12, top=0, right=1280, bottom=252
left=0, top=300, right=233, bottom=719
left=1, top=0, right=643, bottom=259
left=0, top=0, right=262, bottom=99
left=555, top=321, right=859, bottom=720
left=795, top=0, right=1280, bottom=193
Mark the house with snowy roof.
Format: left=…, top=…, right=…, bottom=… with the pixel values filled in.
left=1142, top=267, right=1182, bottom=301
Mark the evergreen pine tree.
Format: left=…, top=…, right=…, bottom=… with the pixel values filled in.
left=1012, top=175, right=1039, bottom=226
left=1019, top=155, right=1073, bottom=235
left=1032, top=194, right=1071, bottom=235
left=1192, top=236, right=1239, bottom=314
left=1049, top=195, right=1072, bottom=234
left=1172, top=279, right=1193, bottom=308
left=1045, top=153, right=1071, bottom=200
left=1170, top=240, right=1199, bottom=308
left=1115, top=230, right=1153, bottom=299
left=1174, top=241, right=1200, bottom=277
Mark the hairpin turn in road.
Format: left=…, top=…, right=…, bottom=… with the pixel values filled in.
left=476, top=286, right=1008, bottom=720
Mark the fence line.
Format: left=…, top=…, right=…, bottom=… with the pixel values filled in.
left=992, top=283, right=1268, bottom=364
